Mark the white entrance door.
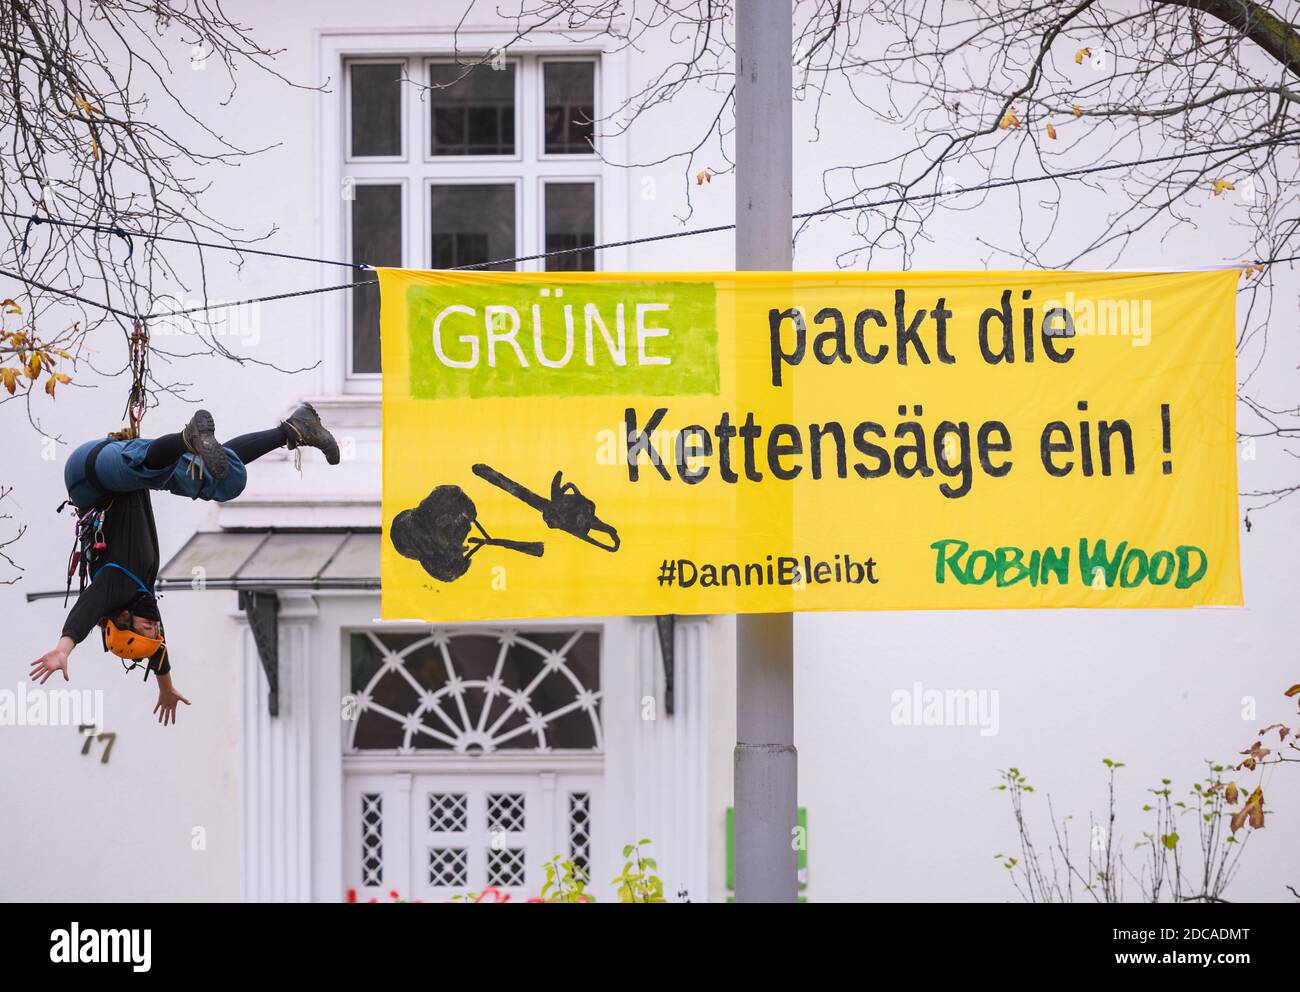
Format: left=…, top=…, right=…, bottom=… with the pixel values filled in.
left=346, top=763, right=600, bottom=902
left=342, top=627, right=605, bottom=902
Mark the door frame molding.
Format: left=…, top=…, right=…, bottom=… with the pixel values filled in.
left=344, top=753, right=604, bottom=775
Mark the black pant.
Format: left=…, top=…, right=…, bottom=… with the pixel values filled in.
left=144, top=425, right=287, bottom=468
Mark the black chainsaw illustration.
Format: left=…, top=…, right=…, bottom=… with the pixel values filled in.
left=472, top=463, right=621, bottom=553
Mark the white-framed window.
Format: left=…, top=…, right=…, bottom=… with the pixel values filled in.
left=343, top=54, right=600, bottom=382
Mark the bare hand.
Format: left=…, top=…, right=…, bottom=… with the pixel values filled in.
left=153, top=685, right=191, bottom=726
left=29, top=647, right=69, bottom=685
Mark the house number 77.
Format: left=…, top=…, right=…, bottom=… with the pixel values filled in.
left=77, top=725, right=116, bottom=764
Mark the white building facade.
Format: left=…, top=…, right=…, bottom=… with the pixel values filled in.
left=3, top=1, right=1298, bottom=904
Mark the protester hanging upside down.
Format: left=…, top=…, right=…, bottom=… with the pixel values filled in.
left=28, top=404, right=341, bottom=726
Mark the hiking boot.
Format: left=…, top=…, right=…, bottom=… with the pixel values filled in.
left=181, top=409, right=229, bottom=480
left=281, top=402, right=340, bottom=465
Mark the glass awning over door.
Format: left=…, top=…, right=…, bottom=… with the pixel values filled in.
left=25, top=528, right=380, bottom=601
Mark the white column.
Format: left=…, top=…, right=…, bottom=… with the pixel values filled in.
left=239, top=598, right=314, bottom=902
left=632, top=617, right=710, bottom=903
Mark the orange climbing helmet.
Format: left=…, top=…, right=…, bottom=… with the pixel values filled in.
left=93, top=565, right=171, bottom=679
left=101, top=615, right=166, bottom=663
left=100, top=611, right=170, bottom=680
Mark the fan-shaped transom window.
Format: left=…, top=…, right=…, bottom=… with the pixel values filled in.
left=348, top=629, right=602, bottom=753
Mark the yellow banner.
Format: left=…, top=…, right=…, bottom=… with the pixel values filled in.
left=380, top=268, right=1241, bottom=621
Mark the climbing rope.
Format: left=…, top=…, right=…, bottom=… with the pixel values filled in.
left=106, top=320, right=149, bottom=440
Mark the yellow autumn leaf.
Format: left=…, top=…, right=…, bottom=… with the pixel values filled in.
left=1212, top=178, right=1235, bottom=196
left=1046, top=123, right=1057, bottom=140
left=998, top=109, right=1021, bottom=130
left=1245, top=787, right=1265, bottom=829
left=91, top=133, right=100, bottom=162
left=74, top=96, right=101, bottom=117
left=1283, top=684, right=1300, bottom=697
left=1224, top=782, right=1239, bottom=804
left=0, top=298, right=21, bottom=315
left=0, top=367, right=17, bottom=395
left=695, top=169, right=713, bottom=186
left=45, top=375, right=57, bottom=397
left=1072, top=104, right=1082, bottom=117
left=1074, top=47, right=1091, bottom=64
left=25, top=353, right=41, bottom=378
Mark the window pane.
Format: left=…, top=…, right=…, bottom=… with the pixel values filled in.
left=351, top=184, right=402, bottom=373
left=350, top=630, right=601, bottom=752
left=544, top=183, right=595, bottom=271
left=429, top=62, right=515, bottom=156
left=431, top=185, right=516, bottom=271
left=544, top=62, right=595, bottom=154
left=350, top=63, right=402, bottom=157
